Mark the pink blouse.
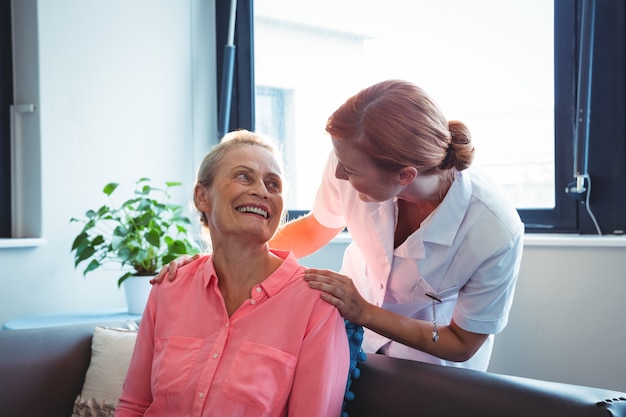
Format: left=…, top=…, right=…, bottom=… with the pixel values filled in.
left=115, top=250, right=349, bottom=417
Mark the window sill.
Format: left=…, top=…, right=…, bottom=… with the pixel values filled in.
left=336, top=232, right=626, bottom=248
left=0, top=238, right=47, bottom=248
left=524, top=234, right=626, bottom=248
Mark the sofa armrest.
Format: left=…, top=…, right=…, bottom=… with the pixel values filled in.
left=346, top=354, right=626, bottom=417
left=0, top=323, right=99, bottom=417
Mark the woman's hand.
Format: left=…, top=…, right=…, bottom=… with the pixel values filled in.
left=151, top=254, right=202, bottom=284
left=303, top=268, right=370, bottom=324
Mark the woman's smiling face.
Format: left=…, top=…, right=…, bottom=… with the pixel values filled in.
left=198, top=144, right=284, bottom=242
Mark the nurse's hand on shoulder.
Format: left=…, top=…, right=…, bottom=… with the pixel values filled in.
left=303, top=268, right=370, bottom=324
left=151, top=254, right=202, bottom=284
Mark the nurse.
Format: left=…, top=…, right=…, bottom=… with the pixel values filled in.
left=158, top=79, right=524, bottom=371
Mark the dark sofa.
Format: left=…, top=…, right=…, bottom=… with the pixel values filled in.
left=1, top=323, right=625, bottom=417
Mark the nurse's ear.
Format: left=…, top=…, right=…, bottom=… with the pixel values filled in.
left=397, top=166, right=418, bottom=185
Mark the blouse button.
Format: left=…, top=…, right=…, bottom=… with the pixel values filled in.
left=198, top=392, right=205, bottom=399
left=250, top=299, right=257, bottom=305
left=256, top=287, right=262, bottom=292
left=212, top=353, right=218, bottom=359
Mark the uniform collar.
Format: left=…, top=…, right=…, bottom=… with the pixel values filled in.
left=421, top=170, right=472, bottom=246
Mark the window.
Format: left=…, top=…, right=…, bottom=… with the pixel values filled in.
left=254, top=2, right=538, bottom=207
left=254, top=0, right=557, bottom=213
left=213, top=0, right=626, bottom=234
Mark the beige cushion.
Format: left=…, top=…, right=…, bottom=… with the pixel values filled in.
left=71, top=326, right=137, bottom=417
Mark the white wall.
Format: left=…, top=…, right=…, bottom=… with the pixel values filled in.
left=1, top=0, right=216, bottom=320
left=488, top=236, right=626, bottom=392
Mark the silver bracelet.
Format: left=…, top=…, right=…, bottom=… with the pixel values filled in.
left=425, top=292, right=442, bottom=343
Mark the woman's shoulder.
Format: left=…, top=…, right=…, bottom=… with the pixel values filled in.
left=178, top=253, right=211, bottom=275
left=275, top=261, right=321, bottom=299
left=157, top=254, right=212, bottom=291
left=462, top=168, right=522, bottom=230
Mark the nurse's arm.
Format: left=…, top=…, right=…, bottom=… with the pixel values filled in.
left=361, top=304, right=489, bottom=363
left=270, top=212, right=344, bottom=259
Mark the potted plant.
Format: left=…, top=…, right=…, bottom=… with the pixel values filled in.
left=70, top=178, right=201, bottom=314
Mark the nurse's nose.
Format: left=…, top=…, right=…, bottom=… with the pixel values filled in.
left=335, top=163, right=349, bottom=180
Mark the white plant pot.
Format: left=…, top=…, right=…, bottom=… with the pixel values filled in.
left=122, top=275, right=153, bottom=315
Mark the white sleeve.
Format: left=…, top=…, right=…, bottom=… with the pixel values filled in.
left=311, top=151, right=346, bottom=229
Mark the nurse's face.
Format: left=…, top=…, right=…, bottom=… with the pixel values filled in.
left=332, top=136, right=400, bottom=202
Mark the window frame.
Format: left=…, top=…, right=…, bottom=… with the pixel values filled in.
left=215, top=0, right=255, bottom=136
left=517, top=0, right=626, bottom=235
left=1, top=0, right=13, bottom=238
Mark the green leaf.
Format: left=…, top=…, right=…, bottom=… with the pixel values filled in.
left=113, top=225, right=129, bottom=237
left=71, top=232, right=89, bottom=251
left=103, top=182, right=119, bottom=196
left=121, top=197, right=141, bottom=208
left=145, top=229, right=161, bottom=247
left=111, top=234, right=126, bottom=251
left=169, top=239, right=187, bottom=254
left=161, top=254, right=177, bottom=265
left=175, top=217, right=192, bottom=226
left=83, top=259, right=101, bottom=275
left=74, top=246, right=96, bottom=265
left=117, top=272, right=134, bottom=288
left=118, top=246, right=132, bottom=262
left=135, top=248, right=150, bottom=264
left=79, top=219, right=97, bottom=233
left=96, top=205, right=111, bottom=217
left=137, top=199, right=153, bottom=213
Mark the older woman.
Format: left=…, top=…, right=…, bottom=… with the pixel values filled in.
left=115, top=130, right=349, bottom=417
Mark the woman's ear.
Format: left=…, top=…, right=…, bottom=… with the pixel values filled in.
left=194, top=184, right=211, bottom=212
left=397, top=166, right=418, bottom=185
